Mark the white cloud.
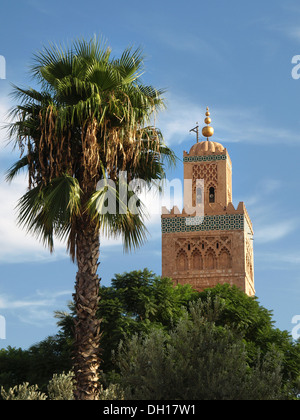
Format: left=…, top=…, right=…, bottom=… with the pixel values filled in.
left=268, top=21, right=300, bottom=42
left=257, top=251, right=300, bottom=266
left=255, top=219, right=297, bottom=244
left=157, top=95, right=300, bottom=146
left=137, top=179, right=184, bottom=221
left=0, top=289, right=72, bottom=327
left=237, top=177, right=297, bottom=244
left=239, top=178, right=282, bottom=209
left=0, top=173, right=128, bottom=263
left=26, top=0, right=54, bottom=16
left=0, top=289, right=72, bottom=311
left=0, top=175, right=69, bottom=263
left=0, top=100, right=11, bottom=152
left=154, top=29, right=223, bottom=64
left=0, top=297, right=51, bottom=310
left=287, top=27, right=300, bottom=41
left=0, top=98, right=20, bottom=160
left=157, top=96, right=203, bottom=146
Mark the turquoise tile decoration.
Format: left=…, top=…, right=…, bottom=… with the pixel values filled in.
left=183, top=155, right=227, bottom=163
left=162, top=214, right=244, bottom=233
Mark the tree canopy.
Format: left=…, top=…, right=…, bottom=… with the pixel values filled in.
left=117, top=299, right=285, bottom=400
left=1, top=271, right=299, bottom=399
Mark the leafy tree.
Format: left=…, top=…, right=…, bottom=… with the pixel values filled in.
left=6, top=38, right=174, bottom=399
left=117, top=299, right=285, bottom=400
left=1, top=273, right=298, bottom=399
left=26, top=336, right=72, bottom=390
left=198, top=284, right=300, bottom=396
left=98, top=269, right=196, bottom=372
left=0, top=347, right=31, bottom=390
left=0, top=336, right=72, bottom=394
left=0, top=271, right=194, bottom=391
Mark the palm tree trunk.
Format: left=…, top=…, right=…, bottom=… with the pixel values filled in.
left=72, top=216, right=101, bottom=400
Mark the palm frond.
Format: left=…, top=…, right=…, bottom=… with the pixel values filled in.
left=10, top=85, right=53, bottom=105
left=17, top=184, right=54, bottom=251
left=112, top=46, right=145, bottom=85
left=86, top=175, right=149, bottom=251
left=31, top=42, right=74, bottom=88
left=5, top=155, right=30, bottom=182
left=43, top=175, right=82, bottom=222
left=7, top=36, right=174, bottom=259
left=73, top=36, right=111, bottom=64
left=16, top=175, right=82, bottom=252
left=115, top=211, right=149, bottom=252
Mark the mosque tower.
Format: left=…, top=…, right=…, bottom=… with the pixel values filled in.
left=161, top=107, right=255, bottom=296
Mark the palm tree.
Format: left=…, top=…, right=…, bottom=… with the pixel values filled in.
left=6, top=37, right=175, bottom=400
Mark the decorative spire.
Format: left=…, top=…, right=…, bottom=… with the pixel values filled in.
left=202, top=107, right=214, bottom=141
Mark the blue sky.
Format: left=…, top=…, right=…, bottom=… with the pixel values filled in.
left=0, top=0, right=300, bottom=348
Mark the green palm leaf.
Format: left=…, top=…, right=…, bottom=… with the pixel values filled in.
left=5, top=155, right=30, bottom=182
left=17, top=174, right=82, bottom=252
left=86, top=173, right=149, bottom=251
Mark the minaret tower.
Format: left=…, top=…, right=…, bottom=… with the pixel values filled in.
left=161, top=107, right=255, bottom=296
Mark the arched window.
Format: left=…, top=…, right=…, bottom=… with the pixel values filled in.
left=192, top=249, right=203, bottom=270
left=205, top=249, right=216, bottom=270
left=218, top=249, right=232, bottom=269
left=177, top=250, right=188, bottom=271
left=209, top=187, right=215, bottom=203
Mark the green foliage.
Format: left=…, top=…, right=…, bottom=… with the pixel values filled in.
left=198, top=284, right=276, bottom=341
left=26, top=336, right=72, bottom=391
left=117, top=299, right=285, bottom=400
left=1, top=383, right=48, bottom=400
left=0, top=371, right=123, bottom=400
left=47, top=371, right=75, bottom=400
left=16, top=174, right=82, bottom=252
left=0, top=347, right=31, bottom=389
left=98, top=383, right=124, bottom=400
left=198, top=284, right=300, bottom=393
left=1, top=273, right=299, bottom=399
left=98, top=273, right=300, bottom=397
left=0, top=336, right=72, bottom=393
left=98, top=269, right=197, bottom=371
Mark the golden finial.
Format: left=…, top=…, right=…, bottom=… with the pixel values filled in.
left=202, top=107, right=214, bottom=140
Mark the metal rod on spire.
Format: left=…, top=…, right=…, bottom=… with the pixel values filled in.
left=189, top=123, right=199, bottom=143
